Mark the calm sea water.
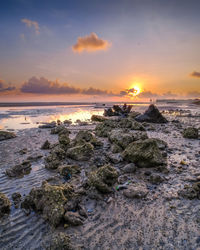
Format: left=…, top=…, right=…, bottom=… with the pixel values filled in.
left=0, top=102, right=197, bottom=130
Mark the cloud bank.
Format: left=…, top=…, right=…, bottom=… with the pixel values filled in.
left=0, top=79, right=16, bottom=92
left=72, top=32, right=110, bottom=53
left=190, top=71, right=200, bottom=78
left=21, top=18, right=40, bottom=35
left=20, top=77, right=114, bottom=96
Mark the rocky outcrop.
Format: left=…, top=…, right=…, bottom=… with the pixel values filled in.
left=183, top=127, right=199, bottom=139
left=0, top=192, right=11, bottom=217
left=6, top=160, right=32, bottom=177
left=67, top=142, right=94, bottom=161
left=95, top=118, right=145, bottom=138
left=109, top=129, right=148, bottom=149
left=91, top=115, right=107, bottom=122
left=122, top=138, right=167, bottom=168
left=39, top=121, right=56, bottom=129
left=135, top=104, right=168, bottom=123
left=104, top=104, right=132, bottom=117
left=88, top=165, right=118, bottom=193
left=21, top=182, right=73, bottom=227
left=48, top=232, right=73, bottom=250
left=0, top=130, right=16, bottom=141
left=51, top=126, right=70, bottom=135
left=45, top=145, right=65, bottom=169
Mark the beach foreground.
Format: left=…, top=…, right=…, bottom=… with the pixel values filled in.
left=0, top=104, right=199, bottom=249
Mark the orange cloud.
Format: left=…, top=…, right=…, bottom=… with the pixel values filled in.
left=190, top=71, right=200, bottom=78
left=21, top=18, right=40, bottom=35
left=72, top=32, right=110, bottom=53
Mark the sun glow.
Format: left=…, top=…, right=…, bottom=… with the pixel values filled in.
left=127, top=85, right=141, bottom=97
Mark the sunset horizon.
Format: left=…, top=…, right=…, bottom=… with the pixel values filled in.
left=0, top=0, right=200, bottom=102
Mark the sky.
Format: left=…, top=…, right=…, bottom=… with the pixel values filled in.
left=0, top=0, right=200, bottom=102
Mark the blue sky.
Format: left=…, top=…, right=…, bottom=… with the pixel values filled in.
left=0, top=0, right=200, bottom=101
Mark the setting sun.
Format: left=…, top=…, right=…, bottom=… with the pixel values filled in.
left=127, top=85, right=141, bottom=97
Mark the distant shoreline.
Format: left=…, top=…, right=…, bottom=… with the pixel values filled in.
left=0, top=99, right=197, bottom=107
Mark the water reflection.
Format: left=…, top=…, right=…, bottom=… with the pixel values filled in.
left=0, top=106, right=104, bottom=130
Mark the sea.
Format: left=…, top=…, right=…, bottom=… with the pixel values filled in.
left=0, top=101, right=198, bottom=130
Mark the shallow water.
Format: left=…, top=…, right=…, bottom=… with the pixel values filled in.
left=0, top=102, right=198, bottom=130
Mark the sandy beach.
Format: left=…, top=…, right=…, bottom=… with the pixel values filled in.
left=0, top=103, right=199, bottom=249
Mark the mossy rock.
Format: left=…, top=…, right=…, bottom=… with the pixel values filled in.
left=95, top=120, right=118, bottom=137
left=45, top=145, right=66, bottom=169
left=67, top=142, right=94, bottom=161
left=88, top=165, right=118, bottom=193
left=58, top=165, right=80, bottom=176
left=122, top=138, right=167, bottom=168
left=58, top=133, right=70, bottom=148
left=109, top=129, right=148, bottom=149
left=0, top=130, right=16, bottom=141
left=51, top=126, right=70, bottom=136
left=91, top=115, right=107, bottom=122
left=178, top=182, right=200, bottom=199
left=183, top=127, right=198, bottom=139
left=47, top=232, right=73, bottom=250
left=0, top=192, right=11, bottom=217
left=21, top=182, right=74, bottom=227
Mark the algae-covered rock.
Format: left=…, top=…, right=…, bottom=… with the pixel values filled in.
left=95, top=120, right=118, bottom=137
left=178, top=182, right=200, bottom=199
left=111, top=143, right=123, bottom=153
left=67, top=142, right=94, bottom=161
left=58, top=165, right=80, bottom=177
left=122, top=138, right=167, bottom=168
left=73, top=130, right=103, bottom=148
left=51, top=125, right=70, bottom=135
left=123, top=183, right=148, bottom=199
left=109, top=129, right=148, bottom=149
left=21, top=182, right=74, bottom=226
left=6, top=160, right=32, bottom=177
left=64, top=211, right=84, bottom=226
left=0, top=192, right=11, bottom=217
left=58, top=133, right=70, bottom=149
left=45, top=145, right=65, bottom=169
left=47, top=232, right=73, bottom=250
left=91, top=115, right=107, bottom=122
left=183, top=127, right=198, bottom=139
left=0, top=130, right=16, bottom=141
left=75, top=130, right=93, bottom=142
left=118, top=118, right=145, bottom=131
left=88, top=165, right=118, bottom=193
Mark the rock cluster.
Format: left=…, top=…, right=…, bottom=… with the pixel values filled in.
left=104, top=104, right=132, bottom=117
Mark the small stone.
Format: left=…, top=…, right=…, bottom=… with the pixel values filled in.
left=41, top=140, right=51, bottom=150
left=123, top=183, right=148, bottom=199
left=123, top=163, right=137, bottom=173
